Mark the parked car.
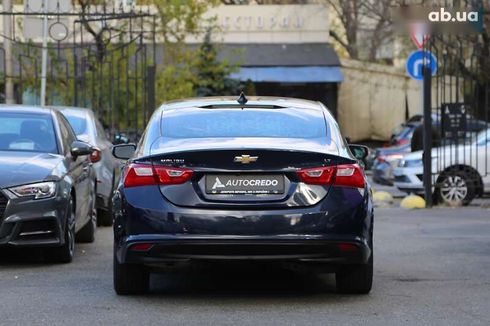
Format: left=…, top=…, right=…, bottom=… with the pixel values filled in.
left=372, top=112, right=488, bottom=185
left=0, top=106, right=97, bottom=263
left=371, top=144, right=411, bottom=185
left=111, top=96, right=374, bottom=295
left=365, top=115, right=436, bottom=174
left=53, top=107, right=121, bottom=226
left=393, top=128, right=490, bottom=205
left=387, top=113, right=439, bottom=147
left=389, top=113, right=487, bottom=147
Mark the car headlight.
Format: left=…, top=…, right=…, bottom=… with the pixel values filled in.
left=9, top=181, right=57, bottom=199
left=400, top=159, right=423, bottom=168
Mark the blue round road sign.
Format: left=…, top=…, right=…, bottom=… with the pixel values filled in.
left=406, top=50, right=437, bottom=80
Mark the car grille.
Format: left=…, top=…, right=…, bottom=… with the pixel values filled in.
left=0, top=191, right=8, bottom=219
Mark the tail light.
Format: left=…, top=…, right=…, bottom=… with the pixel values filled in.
left=334, top=164, right=365, bottom=188
left=395, top=139, right=410, bottom=146
left=129, top=243, right=154, bottom=251
left=377, top=154, right=403, bottom=164
left=90, top=148, right=102, bottom=163
left=123, top=163, right=194, bottom=188
left=296, top=167, right=336, bottom=185
left=377, top=155, right=387, bottom=163
left=337, top=243, right=359, bottom=252
left=297, top=164, right=365, bottom=188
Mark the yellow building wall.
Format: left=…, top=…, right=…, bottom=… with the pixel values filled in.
left=338, top=59, right=424, bottom=142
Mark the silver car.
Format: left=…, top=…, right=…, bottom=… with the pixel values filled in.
left=52, top=107, right=121, bottom=226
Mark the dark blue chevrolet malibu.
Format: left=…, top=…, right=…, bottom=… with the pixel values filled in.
left=112, top=96, right=374, bottom=295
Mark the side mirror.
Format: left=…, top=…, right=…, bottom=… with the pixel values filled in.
left=112, top=143, right=136, bottom=160
left=349, top=144, right=369, bottom=161
left=70, top=141, right=94, bottom=159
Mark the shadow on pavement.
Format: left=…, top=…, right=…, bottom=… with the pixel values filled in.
left=147, top=263, right=339, bottom=298
left=0, top=247, right=54, bottom=267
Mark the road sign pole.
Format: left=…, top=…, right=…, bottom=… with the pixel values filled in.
left=40, top=0, right=48, bottom=106
left=423, top=65, right=433, bottom=208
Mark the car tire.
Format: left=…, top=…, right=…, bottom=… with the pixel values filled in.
left=435, top=169, right=477, bottom=206
left=48, top=197, right=76, bottom=264
left=336, top=252, right=373, bottom=294
left=76, top=194, right=97, bottom=243
left=97, top=207, right=113, bottom=227
left=113, top=251, right=149, bottom=295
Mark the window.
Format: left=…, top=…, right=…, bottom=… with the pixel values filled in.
left=0, top=112, right=58, bottom=154
left=65, top=115, right=88, bottom=136
left=95, top=119, right=109, bottom=141
left=161, top=108, right=328, bottom=139
left=58, top=114, right=77, bottom=154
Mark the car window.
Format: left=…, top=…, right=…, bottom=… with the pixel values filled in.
left=476, top=129, right=490, bottom=145
left=64, top=114, right=90, bottom=137
left=58, top=114, right=77, bottom=154
left=161, top=108, right=328, bottom=139
left=0, top=112, right=58, bottom=154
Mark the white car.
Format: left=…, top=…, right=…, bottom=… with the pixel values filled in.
left=394, top=128, right=490, bottom=205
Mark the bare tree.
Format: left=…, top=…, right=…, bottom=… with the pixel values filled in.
left=326, top=0, right=396, bottom=62
left=75, top=0, right=115, bottom=63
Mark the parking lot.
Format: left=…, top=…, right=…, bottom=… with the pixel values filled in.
left=1, top=206, right=489, bottom=325
left=0, top=1, right=489, bottom=325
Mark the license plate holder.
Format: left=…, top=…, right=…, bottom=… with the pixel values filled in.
left=205, top=174, right=285, bottom=195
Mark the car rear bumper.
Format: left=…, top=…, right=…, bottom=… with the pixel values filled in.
left=116, top=234, right=371, bottom=265
left=113, top=184, right=374, bottom=266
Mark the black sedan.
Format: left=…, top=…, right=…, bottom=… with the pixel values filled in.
left=0, top=106, right=97, bottom=263
left=112, top=96, right=374, bottom=294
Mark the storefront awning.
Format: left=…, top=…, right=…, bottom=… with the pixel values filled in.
left=230, top=66, right=344, bottom=83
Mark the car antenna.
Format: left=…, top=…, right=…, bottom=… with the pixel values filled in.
left=237, top=92, right=248, bottom=108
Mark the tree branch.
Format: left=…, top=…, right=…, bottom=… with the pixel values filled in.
left=329, top=30, right=351, bottom=54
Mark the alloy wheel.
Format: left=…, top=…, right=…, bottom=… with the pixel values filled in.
left=440, top=175, right=468, bottom=204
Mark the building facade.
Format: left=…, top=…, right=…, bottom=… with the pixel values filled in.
left=200, top=3, right=343, bottom=117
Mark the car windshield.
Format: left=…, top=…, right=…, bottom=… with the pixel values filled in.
left=0, top=112, right=58, bottom=153
left=161, top=108, right=328, bottom=139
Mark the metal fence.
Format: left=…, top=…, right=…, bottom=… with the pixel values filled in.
left=423, top=14, right=489, bottom=206
left=0, top=2, right=156, bottom=139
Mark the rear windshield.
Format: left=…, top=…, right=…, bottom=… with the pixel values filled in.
left=64, top=115, right=87, bottom=136
left=0, top=112, right=58, bottom=153
left=161, top=108, right=328, bottom=139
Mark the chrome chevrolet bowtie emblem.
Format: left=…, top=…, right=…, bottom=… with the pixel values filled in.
left=234, top=155, right=258, bottom=164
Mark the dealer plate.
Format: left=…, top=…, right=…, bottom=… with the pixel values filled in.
left=205, top=174, right=285, bottom=195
